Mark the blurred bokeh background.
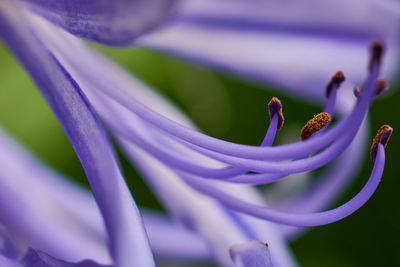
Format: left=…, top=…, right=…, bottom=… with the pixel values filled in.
left=0, top=40, right=398, bottom=267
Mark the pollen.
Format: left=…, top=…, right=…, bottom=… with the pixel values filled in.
left=300, top=112, right=331, bottom=141
left=265, top=242, right=269, bottom=247
left=268, top=97, right=284, bottom=130
left=370, top=125, right=393, bottom=162
left=326, top=71, right=345, bottom=98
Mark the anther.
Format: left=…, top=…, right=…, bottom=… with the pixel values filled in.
left=268, top=97, right=284, bottom=130
left=375, top=80, right=389, bottom=97
left=369, top=41, right=384, bottom=72
left=265, top=242, right=269, bottom=247
left=370, top=125, right=393, bottom=162
left=300, top=112, right=331, bottom=141
left=326, top=71, right=345, bottom=98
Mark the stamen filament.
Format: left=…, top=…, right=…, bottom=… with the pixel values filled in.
left=180, top=144, right=386, bottom=226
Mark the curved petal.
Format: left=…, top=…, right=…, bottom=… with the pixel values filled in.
left=0, top=2, right=154, bottom=266
left=138, top=0, right=400, bottom=101
left=17, top=0, right=177, bottom=45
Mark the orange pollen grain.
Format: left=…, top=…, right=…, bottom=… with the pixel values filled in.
left=300, top=112, right=331, bottom=141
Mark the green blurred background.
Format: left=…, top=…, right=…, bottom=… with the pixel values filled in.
left=0, top=41, right=398, bottom=267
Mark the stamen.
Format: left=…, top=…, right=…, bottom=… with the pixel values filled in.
left=326, top=71, right=345, bottom=98
left=370, top=125, right=393, bottom=162
left=268, top=97, right=284, bottom=130
left=181, top=140, right=386, bottom=226
left=300, top=112, right=331, bottom=141
left=369, top=41, right=384, bottom=72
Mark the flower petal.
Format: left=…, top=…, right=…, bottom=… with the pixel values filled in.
left=0, top=2, right=154, bottom=266
left=17, top=0, right=176, bottom=45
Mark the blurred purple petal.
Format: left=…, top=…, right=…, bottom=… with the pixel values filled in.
left=17, top=0, right=176, bottom=45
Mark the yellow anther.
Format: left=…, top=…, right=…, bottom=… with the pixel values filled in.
left=268, top=97, right=284, bottom=130
left=370, top=125, right=393, bottom=162
left=300, top=112, right=331, bottom=141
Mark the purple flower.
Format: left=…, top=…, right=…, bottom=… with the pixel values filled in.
left=0, top=0, right=398, bottom=266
